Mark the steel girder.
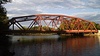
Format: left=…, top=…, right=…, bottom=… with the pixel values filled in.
left=8, top=14, right=98, bottom=33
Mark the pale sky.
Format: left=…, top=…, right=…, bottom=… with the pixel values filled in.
left=4, top=0, right=100, bottom=23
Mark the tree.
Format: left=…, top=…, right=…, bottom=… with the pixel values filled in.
left=93, top=22, right=100, bottom=30
left=58, top=22, right=65, bottom=30
left=91, top=22, right=100, bottom=30
left=0, top=0, right=11, bottom=31
left=0, top=0, right=11, bottom=4
left=0, top=5, right=7, bottom=22
left=42, top=26, right=51, bottom=31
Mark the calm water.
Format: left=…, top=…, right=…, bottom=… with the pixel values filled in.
left=1, top=35, right=100, bottom=56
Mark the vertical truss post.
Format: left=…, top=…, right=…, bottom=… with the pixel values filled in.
left=38, top=15, right=42, bottom=31
left=12, top=23, right=14, bottom=31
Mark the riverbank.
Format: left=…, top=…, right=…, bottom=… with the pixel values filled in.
left=84, top=30, right=100, bottom=36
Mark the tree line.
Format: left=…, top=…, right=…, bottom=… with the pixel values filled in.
left=22, top=22, right=100, bottom=31
left=93, top=22, right=100, bottom=30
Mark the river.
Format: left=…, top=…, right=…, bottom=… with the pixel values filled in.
left=0, top=35, right=100, bottom=56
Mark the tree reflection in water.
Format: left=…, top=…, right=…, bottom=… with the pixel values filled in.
left=0, top=35, right=15, bottom=56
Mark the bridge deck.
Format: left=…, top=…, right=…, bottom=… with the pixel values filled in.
left=3, top=30, right=98, bottom=34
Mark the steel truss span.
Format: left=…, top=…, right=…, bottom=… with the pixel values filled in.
left=8, top=14, right=98, bottom=34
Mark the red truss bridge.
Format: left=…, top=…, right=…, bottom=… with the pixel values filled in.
left=6, top=14, right=98, bottom=34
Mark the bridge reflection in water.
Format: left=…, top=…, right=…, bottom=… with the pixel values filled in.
left=9, top=35, right=100, bottom=56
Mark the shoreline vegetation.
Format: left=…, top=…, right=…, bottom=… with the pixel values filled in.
left=8, top=32, right=100, bottom=36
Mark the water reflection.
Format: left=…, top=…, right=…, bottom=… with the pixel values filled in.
left=61, top=36, right=99, bottom=56
left=0, top=35, right=15, bottom=56
left=10, top=35, right=100, bottom=56
left=97, top=35, right=100, bottom=45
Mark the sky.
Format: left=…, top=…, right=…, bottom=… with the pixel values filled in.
left=3, top=0, right=100, bottom=23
